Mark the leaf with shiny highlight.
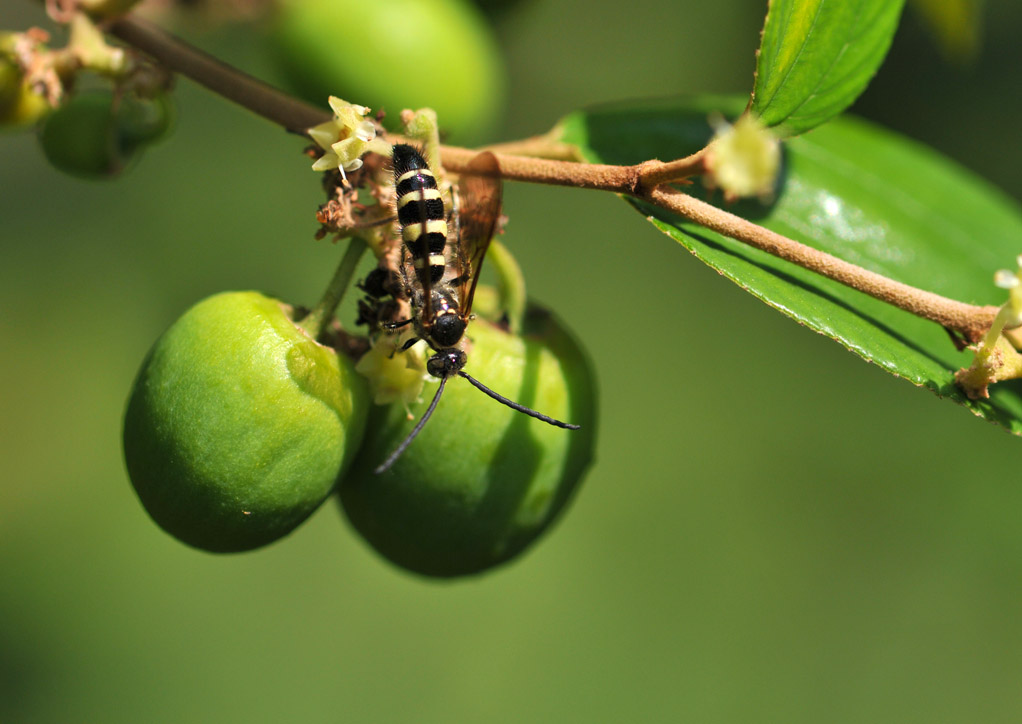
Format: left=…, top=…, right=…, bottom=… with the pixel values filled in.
left=559, top=96, right=1022, bottom=435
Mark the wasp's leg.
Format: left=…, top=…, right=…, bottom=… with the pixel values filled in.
left=383, top=318, right=413, bottom=331
left=378, top=319, right=418, bottom=358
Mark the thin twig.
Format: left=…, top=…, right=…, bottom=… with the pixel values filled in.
left=298, top=237, right=367, bottom=338
left=108, top=15, right=328, bottom=133
left=482, top=131, right=581, bottom=161
left=439, top=145, right=639, bottom=191
left=647, top=186, right=1000, bottom=340
left=439, top=147, right=705, bottom=193
left=637, top=147, right=710, bottom=188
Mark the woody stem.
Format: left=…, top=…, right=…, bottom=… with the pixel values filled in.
left=107, top=13, right=996, bottom=341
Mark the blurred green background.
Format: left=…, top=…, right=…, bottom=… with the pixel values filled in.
left=3, top=0, right=1022, bottom=721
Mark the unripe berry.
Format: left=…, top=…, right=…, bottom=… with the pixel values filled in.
left=38, top=90, right=172, bottom=179
left=340, top=306, right=596, bottom=577
left=0, top=56, right=50, bottom=128
left=124, top=292, right=368, bottom=552
left=268, top=0, right=505, bottom=142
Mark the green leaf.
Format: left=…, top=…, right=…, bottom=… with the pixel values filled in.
left=559, top=97, right=1022, bottom=435
left=751, top=0, right=906, bottom=137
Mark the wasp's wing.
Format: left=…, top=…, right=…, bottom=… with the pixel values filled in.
left=455, top=151, right=503, bottom=319
left=401, top=240, right=430, bottom=324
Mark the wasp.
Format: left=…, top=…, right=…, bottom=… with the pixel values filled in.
left=370, top=144, right=579, bottom=473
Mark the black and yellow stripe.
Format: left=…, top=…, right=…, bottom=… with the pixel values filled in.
left=393, top=144, right=447, bottom=284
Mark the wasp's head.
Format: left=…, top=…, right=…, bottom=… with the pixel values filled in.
left=426, top=348, right=466, bottom=379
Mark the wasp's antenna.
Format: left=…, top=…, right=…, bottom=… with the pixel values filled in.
left=375, top=375, right=449, bottom=474
left=457, top=371, right=580, bottom=430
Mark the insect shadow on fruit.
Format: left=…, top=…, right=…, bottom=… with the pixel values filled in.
left=367, top=143, right=579, bottom=474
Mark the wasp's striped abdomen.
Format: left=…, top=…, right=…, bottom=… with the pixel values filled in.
left=393, top=144, right=448, bottom=285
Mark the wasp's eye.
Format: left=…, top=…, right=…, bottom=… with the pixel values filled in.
left=431, top=314, right=466, bottom=347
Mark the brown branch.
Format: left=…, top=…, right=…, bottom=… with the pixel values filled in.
left=103, top=17, right=712, bottom=189
left=481, top=132, right=581, bottom=161
left=648, top=186, right=1000, bottom=340
left=108, top=15, right=328, bottom=134
left=100, top=12, right=999, bottom=342
left=636, top=147, right=710, bottom=188
left=439, top=145, right=642, bottom=192
left=439, top=146, right=707, bottom=193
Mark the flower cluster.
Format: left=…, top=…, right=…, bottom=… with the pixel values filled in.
left=954, top=255, right=1022, bottom=399
left=705, top=113, right=780, bottom=201
left=354, top=337, right=428, bottom=410
left=309, top=96, right=386, bottom=181
left=992, top=255, right=1022, bottom=333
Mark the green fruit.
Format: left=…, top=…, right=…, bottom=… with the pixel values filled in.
left=38, top=90, right=172, bottom=178
left=0, top=56, right=51, bottom=128
left=340, top=305, right=597, bottom=577
left=124, top=291, right=368, bottom=552
left=116, top=92, right=173, bottom=147
left=0, top=57, right=21, bottom=114
left=269, top=0, right=505, bottom=143
left=39, top=91, right=122, bottom=177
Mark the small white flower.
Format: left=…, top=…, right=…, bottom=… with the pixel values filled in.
left=309, top=97, right=378, bottom=181
left=994, top=270, right=1019, bottom=289
left=355, top=338, right=427, bottom=407
left=994, top=257, right=1022, bottom=328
